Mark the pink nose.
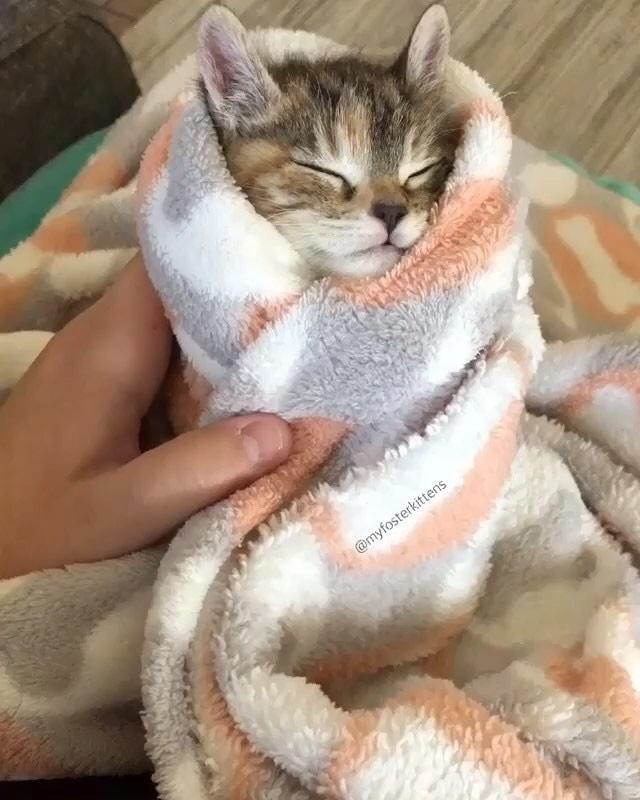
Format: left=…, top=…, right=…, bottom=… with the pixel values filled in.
left=371, top=202, right=407, bottom=234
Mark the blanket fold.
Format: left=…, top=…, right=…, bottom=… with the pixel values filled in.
left=1, top=22, right=639, bottom=800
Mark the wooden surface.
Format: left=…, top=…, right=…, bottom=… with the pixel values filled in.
left=77, top=0, right=158, bottom=37
left=121, top=0, right=640, bottom=181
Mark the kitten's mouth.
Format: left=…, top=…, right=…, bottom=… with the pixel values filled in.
left=356, top=243, right=403, bottom=257
left=337, top=242, right=405, bottom=277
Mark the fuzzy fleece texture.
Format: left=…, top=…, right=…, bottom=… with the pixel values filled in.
left=1, top=25, right=640, bottom=800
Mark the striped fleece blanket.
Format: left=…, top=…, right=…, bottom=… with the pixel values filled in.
left=2, top=21, right=640, bottom=800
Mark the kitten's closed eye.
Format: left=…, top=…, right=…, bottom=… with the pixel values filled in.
left=292, top=160, right=352, bottom=191
left=294, top=158, right=450, bottom=196
left=404, top=158, right=450, bottom=190
left=293, top=158, right=452, bottom=200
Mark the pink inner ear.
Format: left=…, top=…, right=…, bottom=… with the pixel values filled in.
left=199, top=21, right=240, bottom=102
left=423, top=31, right=447, bottom=79
left=408, top=7, right=450, bottom=85
left=198, top=16, right=276, bottom=123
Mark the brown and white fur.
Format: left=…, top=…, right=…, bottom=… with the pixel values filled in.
left=198, top=4, right=457, bottom=278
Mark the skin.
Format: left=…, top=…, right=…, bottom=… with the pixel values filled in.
left=0, top=255, right=292, bottom=579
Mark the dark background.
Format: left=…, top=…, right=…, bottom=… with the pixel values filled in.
left=2, top=775, right=157, bottom=799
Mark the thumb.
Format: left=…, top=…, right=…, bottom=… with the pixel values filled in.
left=78, top=414, right=292, bottom=560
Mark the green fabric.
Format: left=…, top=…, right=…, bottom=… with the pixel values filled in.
left=0, top=128, right=109, bottom=258
left=552, top=152, right=640, bottom=206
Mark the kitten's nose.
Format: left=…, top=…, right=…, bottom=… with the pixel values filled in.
left=372, top=202, right=407, bottom=234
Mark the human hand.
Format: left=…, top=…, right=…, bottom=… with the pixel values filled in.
left=0, top=255, right=291, bottom=579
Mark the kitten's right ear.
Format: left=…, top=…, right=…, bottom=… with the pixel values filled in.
left=395, top=3, right=450, bottom=90
left=197, top=5, right=280, bottom=132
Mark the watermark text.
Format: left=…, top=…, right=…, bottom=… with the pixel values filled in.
left=355, top=481, right=447, bottom=553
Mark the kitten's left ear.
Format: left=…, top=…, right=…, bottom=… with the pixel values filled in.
left=197, top=5, right=280, bottom=132
left=397, top=3, right=450, bottom=89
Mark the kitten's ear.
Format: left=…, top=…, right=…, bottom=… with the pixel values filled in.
left=197, top=5, right=280, bottom=132
left=397, top=3, right=450, bottom=89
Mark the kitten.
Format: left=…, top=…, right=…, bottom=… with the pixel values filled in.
left=198, top=4, right=456, bottom=279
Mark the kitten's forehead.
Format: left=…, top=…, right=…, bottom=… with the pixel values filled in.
left=248, top=58, right=445, bottom=179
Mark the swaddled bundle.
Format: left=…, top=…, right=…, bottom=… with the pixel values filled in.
left=1, top=6, right=640, bottom=799
left=136, top=13, right=640, bottom=800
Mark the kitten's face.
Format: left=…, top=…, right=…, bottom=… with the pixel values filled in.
left=199, top=5, right=455, bottom=278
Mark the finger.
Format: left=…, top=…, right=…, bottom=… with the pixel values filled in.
left=65, top=414, right=292, bottom=561
left=38, top=254, right=172, bottom=418
left=79, top=254, right=172, bottom=414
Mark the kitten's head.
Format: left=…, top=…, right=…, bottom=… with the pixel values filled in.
left=198, top=4, right=456, bottom=278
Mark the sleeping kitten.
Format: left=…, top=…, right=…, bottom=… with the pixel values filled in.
left=198, top=4, right=457, bottom=278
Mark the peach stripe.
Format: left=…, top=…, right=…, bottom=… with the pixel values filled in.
left=191, top=625, right=271, bottom=799
left=587, top=210, right=640, bottom=283
left=32, top=212, right=87, bottom=254
left=324, top=710, right=379, bottom=798
left=304, top=398, right=522, bottom=571
left=547, top=648, right=640, bottom=746
left=0, top=270, right=40, bottom=330
left=330, top=181, right=513, bottom=308
left=0, top=715, right=60, bottom=779
left=386, top=683, right=580, bottom=798
left=229, top=417, right=348, bottom=541
left=241, top=294, right=300, bottom=348
left=559, top=369, right=640, bottom=416
left=136, top=106, right=182, bottom=207
left=541, top=207, right=640, bottom=327
left=305, top=616, right=468, bottom=685
left=63, top=151, right=127, bottom=197
left=466, top=98, right=511, bottom=129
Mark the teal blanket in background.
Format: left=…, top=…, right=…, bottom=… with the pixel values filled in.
left=552, top=153, right=640, bottom=206
left=0, top=129, right=108, bottom=258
